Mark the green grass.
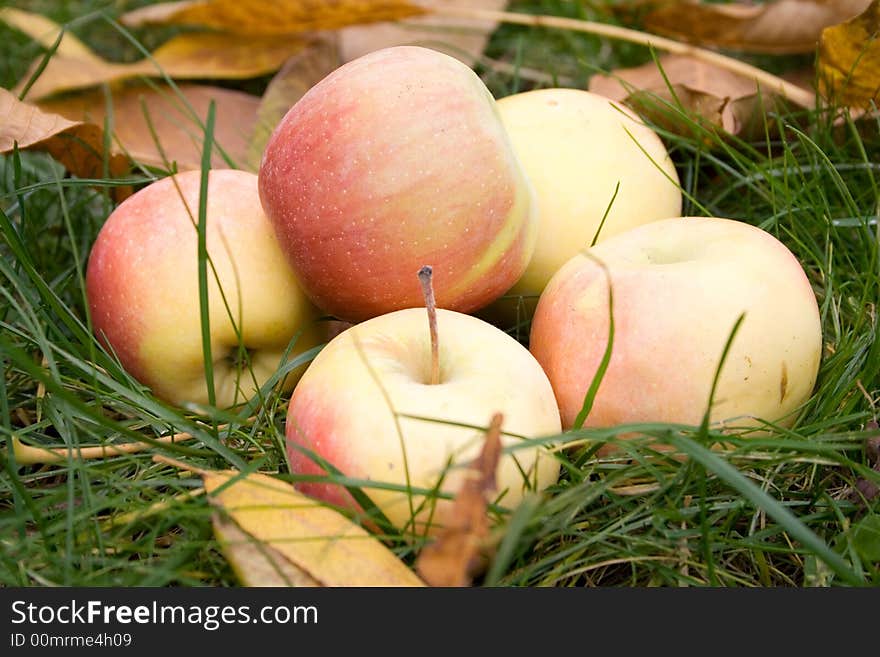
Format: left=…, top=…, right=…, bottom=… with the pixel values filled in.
left=1, top=1, right=878, bottom=587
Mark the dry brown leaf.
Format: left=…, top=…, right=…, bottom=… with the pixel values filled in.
left=0, top=88, right=130, bottom=194
left=818, top=0, right=880, bottom=108
left=590, top=55, right=798, bottom=140
left=2, top=8, right=307, bottom=100
left=203, top=469, right=425, bottom=587
left=340, top=0, right=505, bottom=66
left=40, top=83, right=260, bottom=171
left=415, top=413, right=503, bottom=587
left=644, top=0, right=871, bottom=54
left=121, top=0, right=426, bottom=35
left=245, top=38, right=341, bottom=172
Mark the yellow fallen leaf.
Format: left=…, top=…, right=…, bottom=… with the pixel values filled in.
left=121, top=0, right=427, bottom=35
left=0, top=88, right=130, bottom=196
left=2, top=7, right=306, bottom=100
left=818, top=0, right=880, bottom=108
left=213, top=513, right=321, bottom=586
left=2, top=6, right=126, bottom=100
left=0, top=6, right=101, bottom=60
left=204, top=469, right=425, bottom=587
left=149, top=32, right=309, bottom=80
left=40, top=83, right=260, bottom=171
left=644, top=0, right=871, bottom=54
left=589, top=54, right=799, bottom=140
left=340, top=0, right=505, bottom=66
left=246, top=37, right=341, bottom=171
left=415, top=413, right=503, bottom=587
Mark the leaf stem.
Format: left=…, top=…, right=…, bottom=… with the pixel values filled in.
left=430, top=6, right=816, bottom=109
left=12, top=432, right=195, bottom=466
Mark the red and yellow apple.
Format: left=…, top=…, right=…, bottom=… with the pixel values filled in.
left=258, top=45, right=537, bottom=323
left=86, top=169, right=322, bottom=408
left=285, top=308, right=561, bottom=534
left=530, top=217, right=822, bottom=431
left=488, top=88, right=682, bottom=322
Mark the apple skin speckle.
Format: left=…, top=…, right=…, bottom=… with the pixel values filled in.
left=258, top=46, right=536, bottom=323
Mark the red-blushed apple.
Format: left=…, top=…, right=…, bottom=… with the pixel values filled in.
left=487, top=88, right=682, bottom=324
left=530, top=217, right=823, bottom=433
left=285, top=301, right=561, bottom=535
left=258, top=45, right=537, bottom=323
left=86, top=169, right=322, bottom=408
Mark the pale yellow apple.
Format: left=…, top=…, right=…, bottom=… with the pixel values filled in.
left=86, top=169, right=323, bottom=408
left=490, top=88, right=682, bottom=322
left=530, top=217, right=823, bottom=432
left=285, top=308, right=561, bottom=534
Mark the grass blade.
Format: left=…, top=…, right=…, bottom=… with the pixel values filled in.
left=573, top=255, right=614, bottom=430
left=665, top=433, right=862, bottom=586
left=197, top=101, right=217, bottom=410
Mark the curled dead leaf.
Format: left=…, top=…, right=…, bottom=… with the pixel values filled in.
left=200, top=468, right=425, bottom=587
left=415, top=413, right=503, bottom=587
left=121, top=0, right=427, bottom=35
left=590, top=55, right=801, bottom=140
left=40, top=83, right=260, bottom=171
left=644, top=0, right=871, bottom=54
left=818, top=0, right=880, bottom=108
left=0, top=88, right=130, bottom=197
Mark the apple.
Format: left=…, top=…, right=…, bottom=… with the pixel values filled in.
left=258, top=45, right=537, bottom=323
left=487, top=88, right=682, bottom=323
left=284, top=274, right=561, bottom=534
left=86, top=169, right=322, bottom=408
left=529, top=216, right=823, bottom=433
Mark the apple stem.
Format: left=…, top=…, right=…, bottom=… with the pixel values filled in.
left=418, top=265, right=440, bottom=386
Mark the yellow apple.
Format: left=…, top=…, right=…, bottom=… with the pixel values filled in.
left=86, top=169, right=322, bottom=408
left=530, top=216, right=822, bottom=432
left=490, top=88, right=682, bottom=323
left=285, top=308, right=561, bottom=534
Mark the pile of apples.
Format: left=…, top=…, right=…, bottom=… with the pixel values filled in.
left=85, top=47, right=822, bottom=534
